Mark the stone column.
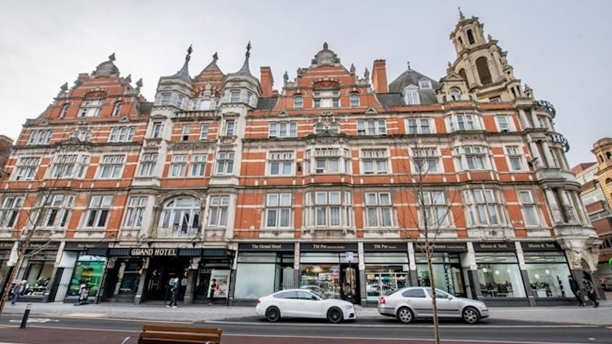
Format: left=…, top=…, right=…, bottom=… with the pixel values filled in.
left=134, top=257, right=149, bottom=305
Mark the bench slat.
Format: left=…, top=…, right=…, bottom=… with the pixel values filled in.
left=138, top=325, right=222, bottom=344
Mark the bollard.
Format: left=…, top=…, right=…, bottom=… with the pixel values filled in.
left=20, top=303, right=32, bottom=329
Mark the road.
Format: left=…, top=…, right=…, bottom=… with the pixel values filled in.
left=0, top=315, right=610, bottom=344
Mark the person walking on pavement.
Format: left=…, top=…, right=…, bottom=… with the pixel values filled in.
left=167, top=277, right=180, bottom=308
left=208, top=278, right=218, bottom=305
left=10, top=280, right=27, bottom=306
left=582, top=277, right=599, bottom=308
left=568, top=275, right=585, bottom=307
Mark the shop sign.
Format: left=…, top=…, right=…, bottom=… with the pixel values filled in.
left=239, top=243, right=294, bottom=251
left=520, top=242, right=561, bottom=252
left=300, top=243, right=358, bottom=251
left=0, top=241, right=15, bottom=250
left=473, top=242, right=514, bottom=252
left=65, top=242, right=109, bottom=251
left=130, top=248, right=177, bottom=257
left=26, top=241, right=61, bottom=251
left=363, top=243, right=407, bottom=252
left=415, top=242, right=467, bottom=252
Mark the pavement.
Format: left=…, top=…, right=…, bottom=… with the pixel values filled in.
left=1, top=298, right=611, bottom=326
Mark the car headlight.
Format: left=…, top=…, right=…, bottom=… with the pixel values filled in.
left=344, top=304, right=354, bottom=310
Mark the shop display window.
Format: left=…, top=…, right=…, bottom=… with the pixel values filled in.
left=476, top=253, right=525, bottom=298
left=523, top=252, right=571, bottom=298
left=68, top=256, right=105, bottom=297
left=24, top=260, right=54, bottom=296
left=415, top=253, right=465, bottom=297
left=365, top=266, right=408, bottom=302
left=300, top=265, right=341, bottom=299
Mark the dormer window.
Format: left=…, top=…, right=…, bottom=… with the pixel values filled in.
left=403, top=85, right=420, bottom=105
left=450, top=88, right=462, bottom=101
left=350, top=93, right=359, bottom=108
left=419, top=79, right=432, bottom=90
left=112, top=102, right=123, bottom=116
left=313, top=91, right=339, bottom=108
left=294, top=95, right=303, bottom=109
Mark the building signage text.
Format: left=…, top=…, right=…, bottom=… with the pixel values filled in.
left=473, top=242, right=514, bottom=252
left=130, top=248, right=177, bottom=257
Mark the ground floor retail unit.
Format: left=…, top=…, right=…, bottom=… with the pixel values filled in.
left=0, top=240, right=606, bottom=307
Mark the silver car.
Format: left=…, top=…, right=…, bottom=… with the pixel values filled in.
left=378, top=287, right=489, bottom=324
left=256, top=289, right=356, bottom=323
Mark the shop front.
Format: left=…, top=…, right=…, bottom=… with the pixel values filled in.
left=54, top=242, right=108, bottom=303
left=17, top=241, right=60, bottom=303
left=473, top=242, right=527, bottom=304
left=0, top=241, right=14, bottom=299
left=300, top=243, right=359, bottom=304
left=233, top=243, right=294, bottom=304
left=363, top=243, right=409, bottom=304
left=521, top=242, right=572, bottom=304
left=194, top=248, right=234, bottom=304
left=414, top=242, right=468, bottom=297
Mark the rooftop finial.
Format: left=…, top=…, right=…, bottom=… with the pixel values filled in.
left=237, top=42, right=252, bottom=75
left=109, top=53, right=116, bottom=62
left=213, top=52, right=218, bottom=62
left=323, top=42, right=328, bottom=50
left=458, top=7, right=465, bottom=20
left=407, top=61, right=411, bottom=70
left=246, top=41, right=251, bottom=58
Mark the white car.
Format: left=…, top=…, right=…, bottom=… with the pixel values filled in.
left=255, top=289, right=356, bottom=323
left=378, top=287, right=489, bottom=324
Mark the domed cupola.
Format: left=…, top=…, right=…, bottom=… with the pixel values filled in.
left=154, top=45, right=194, bottom=110
left=311, top=42, right=341, bottom=67
left=222, top=42, right=262, bottom=108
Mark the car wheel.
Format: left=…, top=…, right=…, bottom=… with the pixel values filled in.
left=462, top=307, right=480, bottom=324
left=265, top=306, right=281, bottom=322
left=327, top=307, right=343, bottom=323
left=397, top=307, right=414, bottom=324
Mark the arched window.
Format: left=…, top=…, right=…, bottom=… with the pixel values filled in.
left=476, top=57, right=492, bottom=85
left=350, top=93, right=359, bottom=107
left=329, top=122, right=340, bottom=134
left=467, top=29, right=475, bottom=45
left=294, top=95, right=303, bottom=109
left=600, top=155, right=604, bottom=163
left=112, top=102, right=123, bottom=116
left=607, top=151, right=612, bottom=160
left=158, top=196, right=201, bottom=237
left=450, top=88, right=462, bottom=101
left=315, top=123, right=325, bottom=134
left=59, top=104, right=69, bottom=118
left=458, top=69, right=468, bottom=82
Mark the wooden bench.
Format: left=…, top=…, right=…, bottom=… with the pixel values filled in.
left=138, top=325, right=222, bottom=344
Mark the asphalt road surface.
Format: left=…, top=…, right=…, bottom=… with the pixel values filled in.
left=0, top=315, right=610, bottom=344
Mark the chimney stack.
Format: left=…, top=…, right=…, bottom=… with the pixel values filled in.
left=371, top=59, right=388, bottom=93
left=260, top=67, right=274, bottom=97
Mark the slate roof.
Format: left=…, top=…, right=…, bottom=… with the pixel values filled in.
left=388, top=68, right=441, bottom=105
left=376, top=93, right=405, bottom=107
left=256, top=97, right=278, bottom=111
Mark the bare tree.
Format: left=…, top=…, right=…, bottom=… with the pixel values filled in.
left=0, top=143, right=78, bottom=316
left=393, top=134, right=461, bottom=344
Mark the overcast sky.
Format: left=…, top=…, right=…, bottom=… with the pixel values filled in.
left=0, top=0, right=609, bottom=166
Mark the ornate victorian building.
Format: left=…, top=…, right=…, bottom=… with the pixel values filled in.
left=0, top=13, right=600, bottom=306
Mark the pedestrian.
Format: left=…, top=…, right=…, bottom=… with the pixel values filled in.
left=582, top=277, right=599, bottom=308
left=568, top=275, right=585, bottom=307
left=167, top=277, right=179, bottom=308
left=208, top=278, right=218, bottom=305
left=10, top=280, right=27, bottom=306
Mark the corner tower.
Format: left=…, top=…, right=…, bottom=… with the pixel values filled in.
left=447, top=10, right=523, bottom=103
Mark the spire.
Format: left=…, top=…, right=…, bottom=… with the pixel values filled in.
left=173, top=44, right=193, bottom=81
left=458, top=7, right=465, bottom=20
left=237, top=41, right=252, bottom=75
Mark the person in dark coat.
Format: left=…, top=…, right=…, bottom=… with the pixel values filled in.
left=167, top=278, right=180, bottom=308
left=568, top=275, right=585, bottom=307
left=582, top=277, right=600, bottom=308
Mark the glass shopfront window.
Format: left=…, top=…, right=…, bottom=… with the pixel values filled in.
left=365, top=253, right=409, bottom=302
left=234, top=252, right=293, bottom=300
left=299, top=252, right=359, bottom=302
left=524, top=252, right=570, bottom=298
left=68, top=256, right=106, bottom=297
left=415, top=253, right=465, bottom=297
left=476, top=253, right=526, bottom=298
